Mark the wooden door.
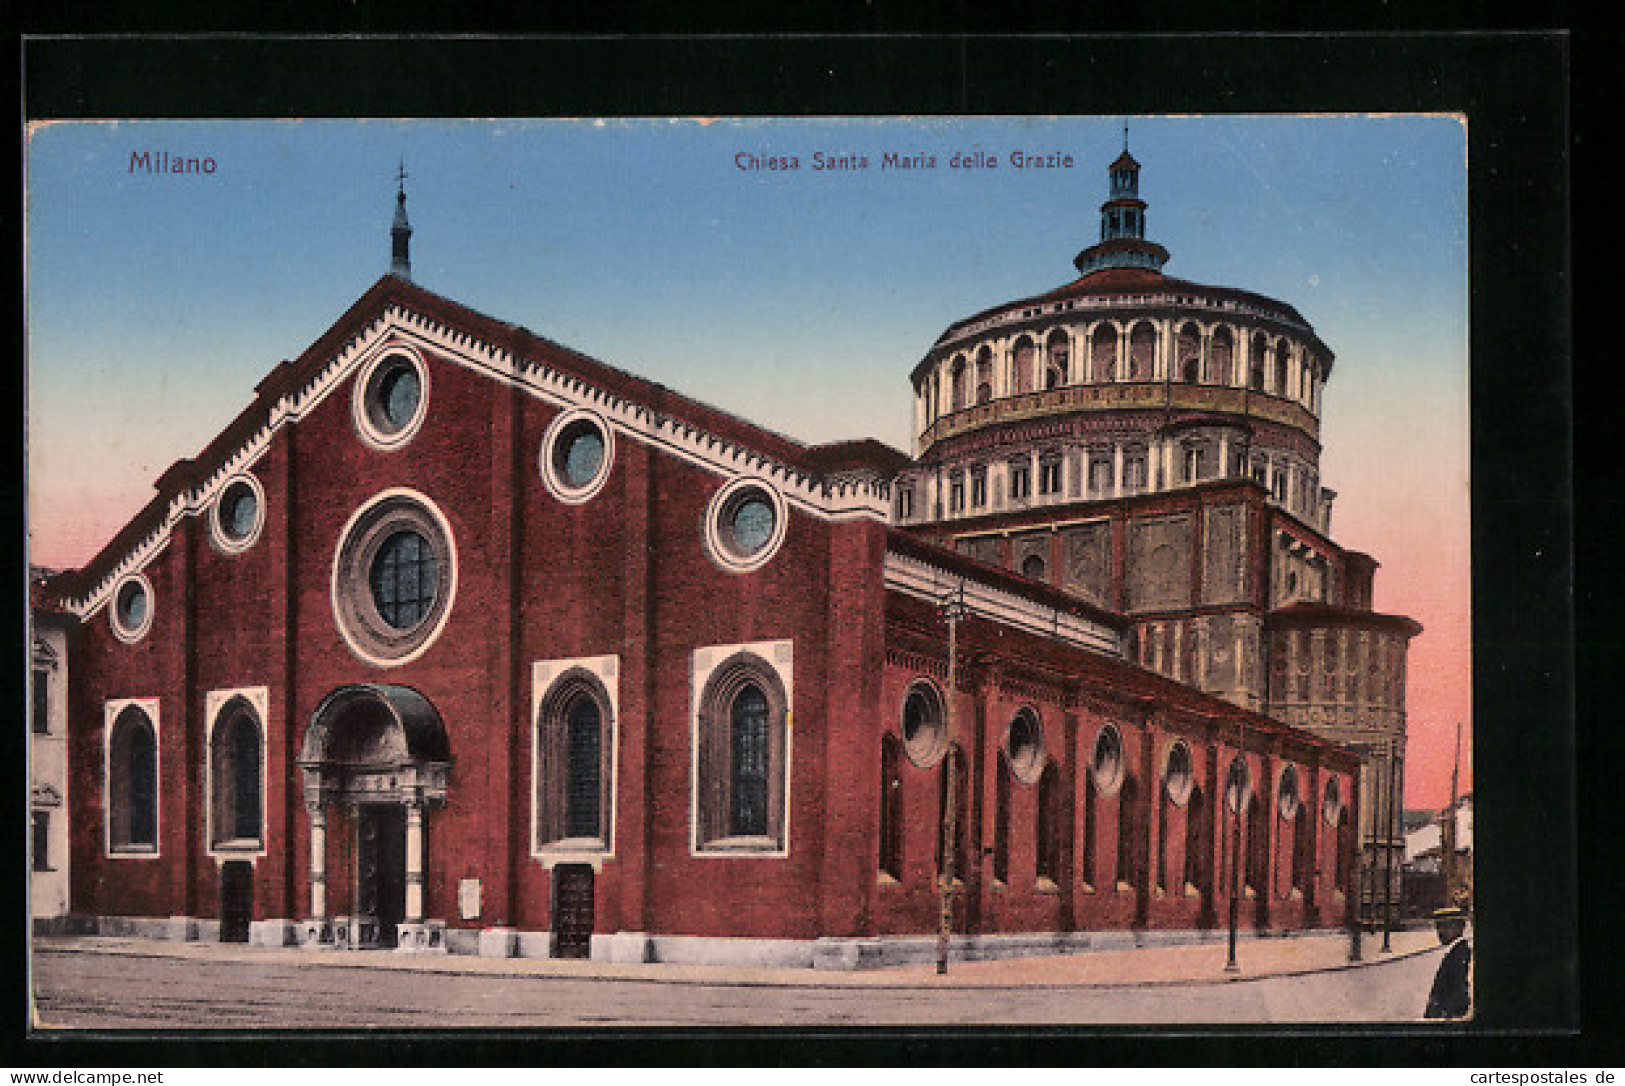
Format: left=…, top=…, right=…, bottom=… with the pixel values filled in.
left=218, top=860, right=253, bottom=943
left=358, top=805, right=406, bottom=947
left=552, top=864, right=595, bottom=959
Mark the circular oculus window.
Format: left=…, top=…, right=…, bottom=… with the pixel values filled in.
left=900, top=682, right=947, bottom=768
left=353, top=348, right=429, bottom=450
left=1090, top=725, right=1125, bottom=795
left=1006, top=709, right=1046, bottom=785
left=1164, top=740, right=1195, bottom=806
left=110, top=573, right=155, bottom=643
left=331, top=490, right=457, bottom=667
left=1322, top=777, right=1343, bottom=826
left=210, top=474, right=265, bottom=554
left=1277, top=764, right=1302, bottom=821
left=705, top=477, right=788, bottom=573
left=540, top=409, right=614, bottom=504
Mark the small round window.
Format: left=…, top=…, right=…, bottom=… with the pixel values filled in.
left=705, top=477, right=788, bottom=573
left=1091, top=725, right=1124, bottom=795
left=1278, top=764, right=1302, bottom=821
left=353, top=349, right=429, bottom=450
left=1021, top=554, right=1046, bottom=581
left=1165, top=740, right=1194, bottom=806
left=900, top=681, right=947, bottom=768
left=1224, top=756, right=1251, bottom=813
left=332, top=489, right=457, bottom=667
left=211, top=475, right=265, bottom=554
left=1322, top=777, right=1343, bottom=827
left=110, top=573, right=154, bottom=643
left=540, top=410, right=614, bottom=504
left=1006, top=709, right=1045, bottom=784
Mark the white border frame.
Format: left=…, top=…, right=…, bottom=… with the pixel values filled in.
left=203, top=686, right=270, bottom=860
left=103, top=697, right=161, bottom=859
left=703, top=476, right=789, bottom=574
left=351, top=340, right=430, bottom=451
left=690, top=639, right=794, bottom=859
left=530, top=654, right=620, bottom=870
left=329, top=486, right=460, bottom=668
left=208, top=472, right=267, bottom=556
left=539, top=407, right=616, bottom=506
left=109, top=572, right=155, bottom=644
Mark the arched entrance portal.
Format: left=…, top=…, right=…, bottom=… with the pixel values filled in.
left=298, top=684, right=450, bottom=949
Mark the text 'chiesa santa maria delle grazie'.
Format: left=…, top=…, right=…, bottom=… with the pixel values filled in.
left=36, top=146, right=1416, bottom=966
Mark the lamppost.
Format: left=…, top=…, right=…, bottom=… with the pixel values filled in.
left=1223, top=752, right=1250, bottom=974
left=936, top=583, right=967, bottom=976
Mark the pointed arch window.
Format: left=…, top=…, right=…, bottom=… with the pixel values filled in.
left=992, top=754, right=1011, bottom=885
left=696, top=653, right=789, bottom=852
left=879, top=734, right=903, bottom=880
left=108, top=705, right=158, bottom=854
left=1036, top=761, right=1062, bottom=885
left=537, top=674, right=614, bottom=849
left=209, top=701, right=264, bottom=850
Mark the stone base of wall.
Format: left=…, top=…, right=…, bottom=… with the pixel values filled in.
left=39, top=917, right=1337, bottom=970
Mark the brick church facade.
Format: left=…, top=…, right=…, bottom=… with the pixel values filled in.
left=33, top=151, right=1402, bottom=965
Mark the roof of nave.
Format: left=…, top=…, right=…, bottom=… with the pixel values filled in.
left=46, top=274, right=909, bottom=611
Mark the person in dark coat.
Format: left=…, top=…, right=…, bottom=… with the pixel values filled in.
left=1424, top=906, right=1471, bottom=1019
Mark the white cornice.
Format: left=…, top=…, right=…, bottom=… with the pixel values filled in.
left=882, top=549, right=1122, bottom=657
left=64, top=301, right=890, bottom=620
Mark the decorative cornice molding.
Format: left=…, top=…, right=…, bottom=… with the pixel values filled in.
left=63, top=302, right=891, bottom=621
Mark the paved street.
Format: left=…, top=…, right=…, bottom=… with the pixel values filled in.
left=31, top=935, right=1453, bottom=1029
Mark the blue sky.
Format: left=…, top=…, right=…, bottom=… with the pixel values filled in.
left=24, top=115, right=1470, bottom=800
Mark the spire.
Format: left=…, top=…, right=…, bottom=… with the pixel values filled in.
left=390, top=159, right=413, bottom=281
left=1072, top=139, right=1169, bottom=277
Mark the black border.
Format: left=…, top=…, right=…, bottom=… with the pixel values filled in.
left=12, top=32, right=1583, bottom=1067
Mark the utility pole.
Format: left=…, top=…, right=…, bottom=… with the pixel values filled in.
left=1443, top=722, right=1461, bottom=908
left=1224, top=751, right=1249, bottom=973
left=1380, top=740, right=1397, bottom=953
left=936, top=583, right=967, bottom=976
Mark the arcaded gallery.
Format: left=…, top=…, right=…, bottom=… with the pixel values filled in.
left=35, top=149, right=1412, bottom=967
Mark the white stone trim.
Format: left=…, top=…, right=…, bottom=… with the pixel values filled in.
left=64, top=303, right=889, bottom=622
left=690, top=639, right=793, bottom=859
left=203, top=687, right=270, bottom=860
left=208, top=472, right=267, bottom=556
left=530, top=655, right=620, bottom=868
left=351, top=341, right=430, bottom=451
left=108, top=571, right=156, bottom=644
left=702, top=475, right=790, bottom=574
left=103, top=697, right=161, bottom=859
left=882, top=549, right=1121, bottom=657
left=538, top=407, right=616, bottom=506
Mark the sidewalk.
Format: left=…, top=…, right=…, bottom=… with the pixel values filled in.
left=33, top=928, right=1443, bottom=990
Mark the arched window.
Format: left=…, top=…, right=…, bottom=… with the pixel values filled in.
left=1129, top=322, right=1157, bottom=381
left=1036, top=761, right=1062, bottom=884
left=1272, top=342, right=1288, bottom=395
left=696, top=655, right=789, bottom=851
left=879, top=734, right=903, bottom=879
left=1091, top=325, right=1118, bottom=383
left=108, top=705, right=157, bottom=852
left=1178, top=323, right=1202, bottom=383
left=537, top=672, right=614, bottom=849
left=1012, top=337, right=1036, bottom=394
left=210, top=701, right=263, bottom=849
left=1046, top=330, right=1070, bottom=387
left=1251, top=332, right=1269, bottom=390
left=1183, top=782, right=1208, bottom=893
left=1021, top=553, right=1047, bottom=581
left=1207, top=327, right=1234, bottom=385
left=950, top=358, right=968, bottom=410
left=975, top=347, right=993, bottom=400
left=993, top=755, right=1011, bottom=885
left=1117, top=775, right=1140, bottom=888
